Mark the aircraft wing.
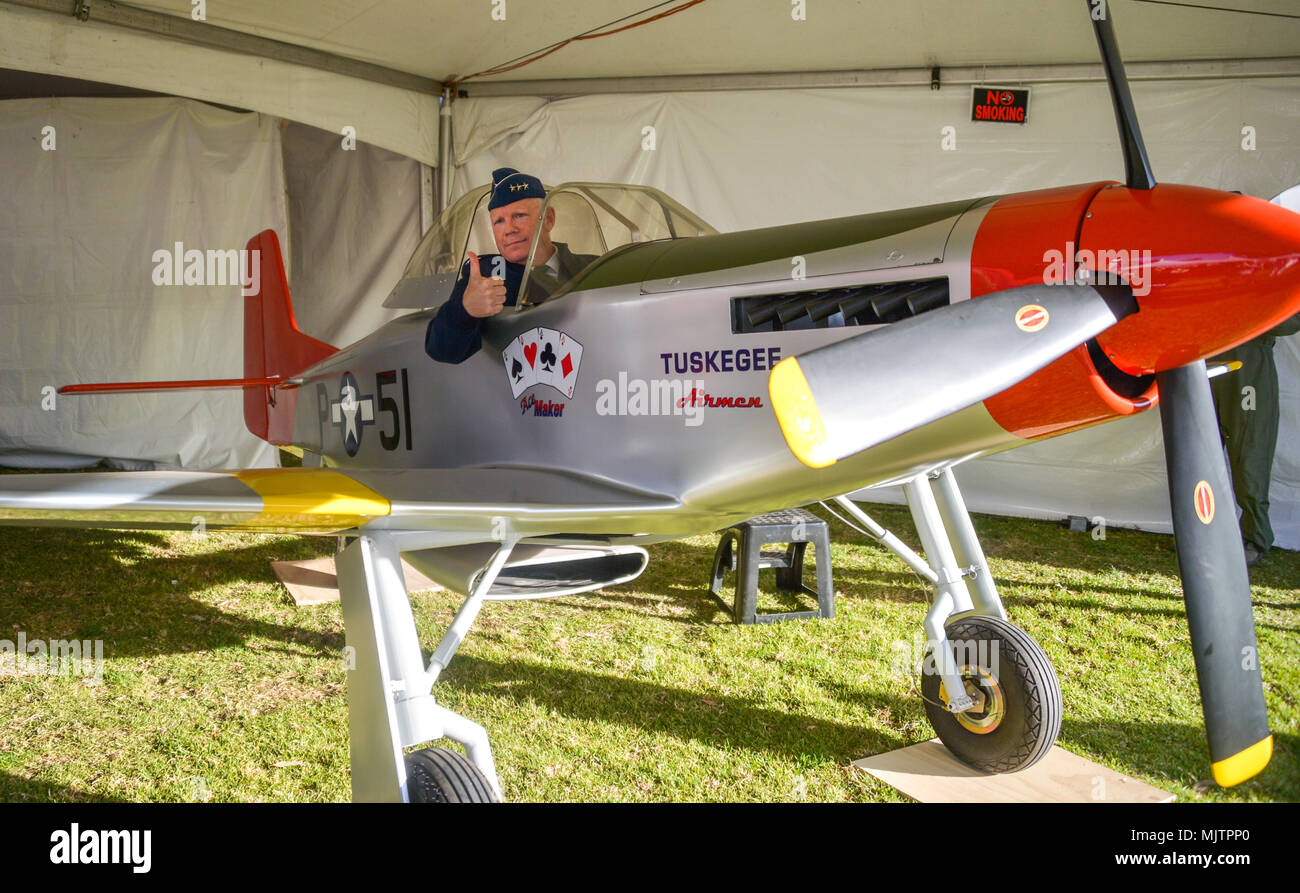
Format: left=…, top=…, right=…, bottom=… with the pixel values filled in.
left=0, top=467, right=680, bottom=539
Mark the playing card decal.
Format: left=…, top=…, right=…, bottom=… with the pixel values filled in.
left=503, top=328, right=583, bottom=399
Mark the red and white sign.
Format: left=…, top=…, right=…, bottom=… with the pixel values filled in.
left=1194, top=480, right=1215, bottom=525
left=1015, top=304, right=1050, bottom=333
left=972, top=85, right=1030, bottom=124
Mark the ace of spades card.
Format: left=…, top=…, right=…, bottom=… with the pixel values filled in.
left=501, top=331, right=540, bottom=398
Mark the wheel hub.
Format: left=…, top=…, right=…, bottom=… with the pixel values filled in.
left=939, top=665, right=1006, bottom=734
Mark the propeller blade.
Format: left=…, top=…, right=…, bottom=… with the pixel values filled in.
left=1088, top=0, right=1156, bottom=189
left=1157, top=361, right=1272, bottom=786
left=769, top=284, right=1136, bottom=467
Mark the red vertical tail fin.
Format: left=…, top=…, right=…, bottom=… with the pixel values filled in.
left=243, top=229, right=337, bottom=443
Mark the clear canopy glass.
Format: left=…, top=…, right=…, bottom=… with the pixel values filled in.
left=399, top=181, right=717, bottom=305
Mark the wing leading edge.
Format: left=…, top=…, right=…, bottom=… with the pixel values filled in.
left=0, top=467, right=679, bottom=537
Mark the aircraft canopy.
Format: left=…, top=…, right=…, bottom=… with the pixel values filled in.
left=397, top=181, right=716, bottom=304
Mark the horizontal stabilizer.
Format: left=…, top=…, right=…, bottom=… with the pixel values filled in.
left=60, top=377, right=282, bottom=395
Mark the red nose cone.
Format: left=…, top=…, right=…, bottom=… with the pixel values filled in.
left=1080, top=184, right=1300, bottom=375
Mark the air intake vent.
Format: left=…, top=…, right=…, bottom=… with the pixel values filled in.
left=731, top=277, right=949, bottom=334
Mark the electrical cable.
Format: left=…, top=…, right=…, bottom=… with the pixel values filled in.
left=451, top=0, right=712, bottom=86
left=1130, top=0, right=1300, bottom=20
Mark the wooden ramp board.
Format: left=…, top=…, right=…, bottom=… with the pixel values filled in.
left=854, top=740, right=1174, bottom=803
left=271, top=557, right=443, bottom=606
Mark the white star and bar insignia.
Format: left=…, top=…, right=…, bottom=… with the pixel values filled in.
left=329, top=372, right=375, bottom=456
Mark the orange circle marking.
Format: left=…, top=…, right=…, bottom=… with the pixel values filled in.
left=1194, top=480, right=1215, bottom=525
left=1015, top=304, right=1049, bottom=333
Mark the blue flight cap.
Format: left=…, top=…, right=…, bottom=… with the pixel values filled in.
left=487, top=167, right=546, bottom=210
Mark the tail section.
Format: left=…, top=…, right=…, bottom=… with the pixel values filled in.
left=60, top=229, right=336, bottom=450
left=243, top=229, right=338, bottom=443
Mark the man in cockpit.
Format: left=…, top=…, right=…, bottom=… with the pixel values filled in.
left=425, top=167, right=595, bottom=364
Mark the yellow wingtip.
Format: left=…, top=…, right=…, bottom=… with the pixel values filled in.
left=769, top=357, right=836, bottom=469
left=1211, top=735, right=1272, bottom=787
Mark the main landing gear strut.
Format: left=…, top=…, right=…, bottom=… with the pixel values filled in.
left=335, top=532, right=518, bottom=802
left=828, top=467, right=1062, bottom=773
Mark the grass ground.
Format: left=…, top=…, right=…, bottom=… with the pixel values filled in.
left=0, top=504, right=1295, bottom=802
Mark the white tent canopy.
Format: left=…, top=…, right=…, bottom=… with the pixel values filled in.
left=0, top=2, right=440, bottom=163
left=16, top=0, right=1300, bottom=84
left=4, top=0, right=1299, bottom=154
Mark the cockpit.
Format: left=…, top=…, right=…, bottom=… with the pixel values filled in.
left=385, top=182, right=717, bottom=310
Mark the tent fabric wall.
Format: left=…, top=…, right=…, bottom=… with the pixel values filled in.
left=0, top=97, right=422, bottom=472
left=281, top=121, right=421, bottom=349
left=0, top=96, right=285, bottom=470
left=448, top=77, right=1300, bottom=549
left=451, top=79, right=1300, bottom=224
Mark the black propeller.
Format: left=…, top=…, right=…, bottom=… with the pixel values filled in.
left=1157, top=363, right=1273, bottom=785
left=1088, top=0, right=1156, bottom=190
left=1091, top=0, right=1271, bottom=784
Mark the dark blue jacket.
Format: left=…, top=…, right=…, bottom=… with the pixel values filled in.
left=424, top=244, right=598, bottom=364
left=424, top=254, right=523, bottom=365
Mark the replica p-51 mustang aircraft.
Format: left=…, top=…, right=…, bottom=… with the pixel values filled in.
left=2, top=2, right=1295, bottom=801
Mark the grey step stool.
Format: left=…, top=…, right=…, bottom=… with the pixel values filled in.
left=709, top=508, right=835, bottom=624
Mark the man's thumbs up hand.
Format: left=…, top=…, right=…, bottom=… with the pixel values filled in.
left=462, top=252, right=507, bottom=318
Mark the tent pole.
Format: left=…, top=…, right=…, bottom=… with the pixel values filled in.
left=437, top=86, right=454, bottom=214
left=460, top=57, right=1300, bottom=98
left=419, top=165, right=434, bottom=234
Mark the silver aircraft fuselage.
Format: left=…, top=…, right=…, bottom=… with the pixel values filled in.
left=290, top=195, right=1014, bottom=539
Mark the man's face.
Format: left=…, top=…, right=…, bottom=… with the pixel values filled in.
left=491, top=197, right=555, bottom=265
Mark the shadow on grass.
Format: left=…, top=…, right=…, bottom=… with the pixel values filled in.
left=442, top=653, right=1300, bottom=798
left=0, top=771, right=132, bottom=803
left=824, top=504, right=1299, bottom=585
left=0, top=527, right=342, bottom=661
left=1060, top=719, right=1299, bottom=800
left=544, top=590, right=733, bottom=626
left=608, top=531, right=1298, bottom=640
left=1008, top=592, right=1297, bottom=634
left=446, top=654, right=919, bottom=764
left=638, top=537, right=930, bottom=610
left=811, top=510, right=1298, bottom=632
left=627, top=530, right=1290, bottom=637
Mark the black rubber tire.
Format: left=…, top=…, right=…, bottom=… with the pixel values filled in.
left=404, top=747, right=499, bottom=803
left=921, top=615, right=1062, bottom=774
